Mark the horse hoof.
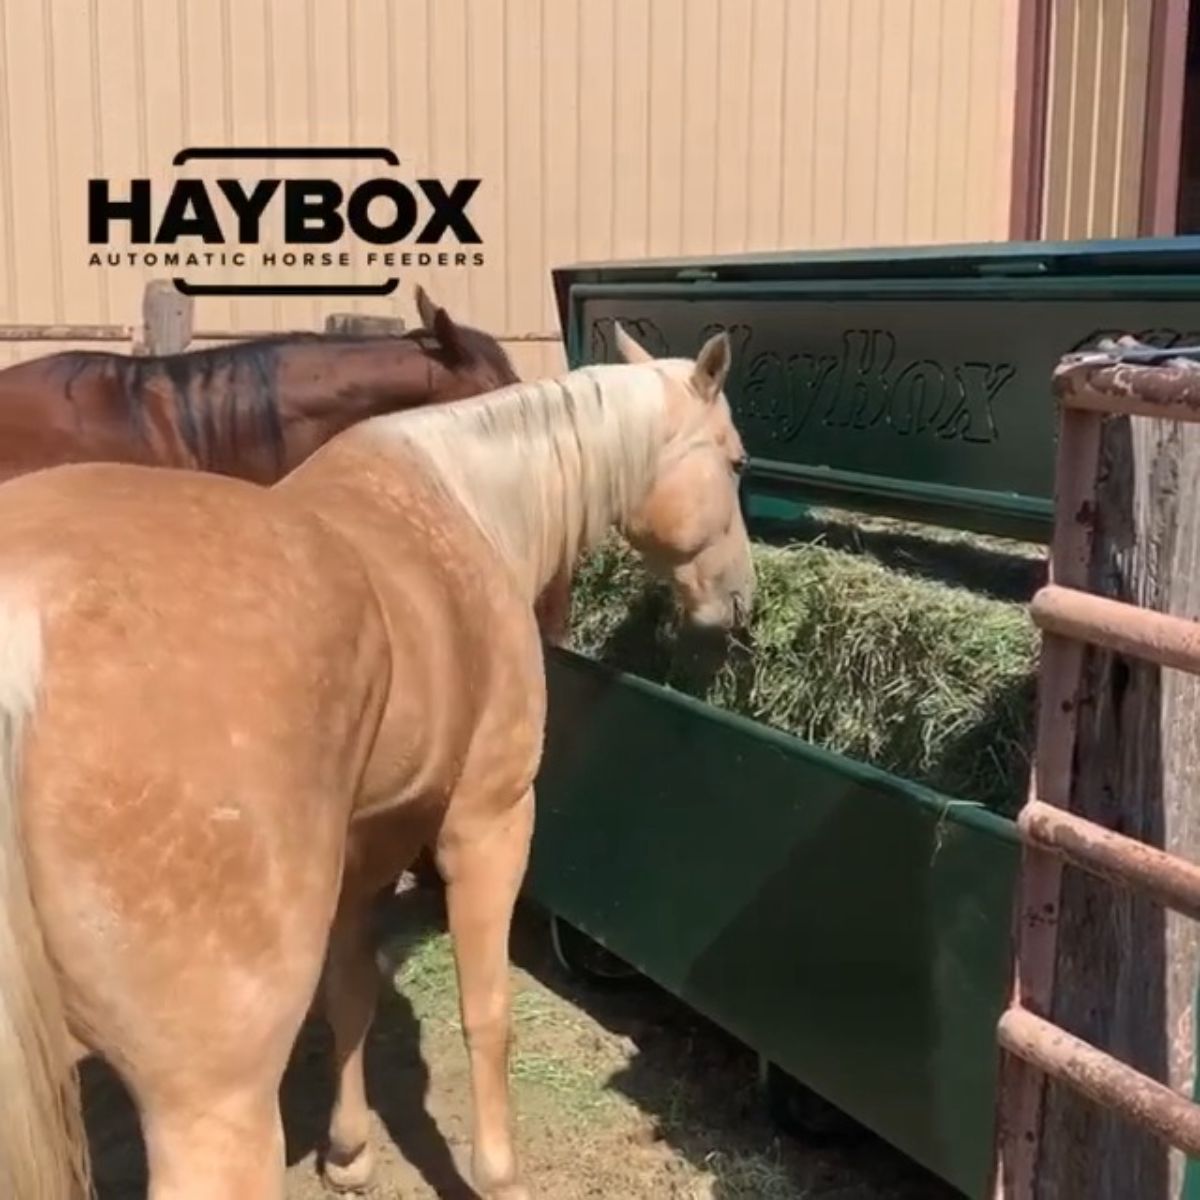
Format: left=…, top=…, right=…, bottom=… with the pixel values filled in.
left=323, top=1144, right=375, bottom=1193
left=484, top=1185, right=531, bottom=1200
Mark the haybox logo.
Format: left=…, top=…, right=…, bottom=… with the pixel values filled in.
left=86, top=147, right=486, bottom=297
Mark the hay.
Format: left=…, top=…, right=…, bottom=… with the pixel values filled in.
left=564, top=523, right=1041, bottom=816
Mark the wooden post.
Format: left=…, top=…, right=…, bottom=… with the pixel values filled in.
left=323, top=312, right=405, bottom=337
left=139, top=279, right=194, bottom=355
left=1035, top=414, right=1200, bottom=1198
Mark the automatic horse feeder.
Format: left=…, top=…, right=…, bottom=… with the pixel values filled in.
left=528, top=235, right=1200, bottom=1200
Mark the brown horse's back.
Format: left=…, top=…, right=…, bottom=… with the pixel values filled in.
left=0, top=353, right=163, bottom=482
left=0, top=345, right=295, bottom=485
left=0, top=294, right=520, bottom=490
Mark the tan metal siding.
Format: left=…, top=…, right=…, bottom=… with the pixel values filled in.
left=1041, top=0, right=1154, bottom=240
left=0, top=0, right=1019, bottom=374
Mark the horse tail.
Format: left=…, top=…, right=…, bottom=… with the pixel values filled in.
left=0, top=599, right=92, bottom=1200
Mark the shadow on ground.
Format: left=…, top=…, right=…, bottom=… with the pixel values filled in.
left=83, top=886, right=474, bottom=1200
left=83, top=883, right=958, bottom=1199
left=505, top=898, right=960, bottom=1200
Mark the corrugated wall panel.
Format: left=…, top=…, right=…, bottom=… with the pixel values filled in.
left=1041, top=0, right=1153, bottom=240
left=745, top=0, right=787, bottom=248
left=0, top=0, right=1019, bottom=374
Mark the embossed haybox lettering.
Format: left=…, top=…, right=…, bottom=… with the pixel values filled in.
left=823, top=330, right=895, bottom=430
left=750, top=327, right=1016, bottom=446
left=584, top=315, right=1016, bottom=446
left=888, top=359, right=947, bottom=436
left=743, top=350, right=837, bottom=441
left=949, top=363, right=1015, bottom=443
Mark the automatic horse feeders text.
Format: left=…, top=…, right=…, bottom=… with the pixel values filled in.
left=525, top=237, right=1200, bottom=1199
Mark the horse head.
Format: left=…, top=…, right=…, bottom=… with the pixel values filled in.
left=613, top=322, right=756, bottom=632
left=413, top=284, right=522, bottom=398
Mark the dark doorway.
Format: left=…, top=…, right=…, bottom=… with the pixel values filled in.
left=1175, top=0, right=1200, bottom=230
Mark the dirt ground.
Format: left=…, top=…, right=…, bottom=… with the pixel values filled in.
left=84, top=882, right=958, bottom=1200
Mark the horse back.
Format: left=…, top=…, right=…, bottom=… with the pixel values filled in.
left=0, top=352, right=205, bottom=481
left=0, top=462, right=392, bottom=808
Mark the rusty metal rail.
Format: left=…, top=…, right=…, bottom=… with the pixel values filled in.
left=1018, top=801, right=1200, bottom=924
left=992, top=338, right=1200, bottom=1198
left=1031, top=584, right=1200, bottom=673
left=998, top=1009, right=1200, bottom=1160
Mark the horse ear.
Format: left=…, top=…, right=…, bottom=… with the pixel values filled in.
left=431, top=307, right=465, bottom=361
left=415, top=284, right=465, bottom=360
left=613, top=321, right=654, bottom=365
left=692, top=330, right=731, bottom=402
left=414, top=283, right=440, bottom=330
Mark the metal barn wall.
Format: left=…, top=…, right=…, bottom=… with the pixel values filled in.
left=0, top=0, right=1020, bottom=374
left=1040, top=0, right=1154, bottom=240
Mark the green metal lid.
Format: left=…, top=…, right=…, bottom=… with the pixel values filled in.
left=552, top=235, right=1200, bottom=544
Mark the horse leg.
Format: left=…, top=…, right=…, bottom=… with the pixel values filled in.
left=323, top=821, right=427, bottom=1192
left=439, top=788, right=535, bottom=1200
left=40, top=787, right=350, bottom=1199
left=322, top=893, right=381, bottom=1192
left=139, top=1086, right=286, bottom=1200
left=117, top=910, right=335, bottom=1200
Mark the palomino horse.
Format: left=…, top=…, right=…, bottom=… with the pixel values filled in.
left=0, top=324, right=754, bottom=1200
left=0, top=284, right=519, bottom=486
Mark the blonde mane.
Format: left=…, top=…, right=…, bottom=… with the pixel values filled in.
left=366, top=361, right=677, bottom=597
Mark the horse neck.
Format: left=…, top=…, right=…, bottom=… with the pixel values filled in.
left=351, top=366, right=668, bottom=603
left=277, top=339, right=452, bottom=425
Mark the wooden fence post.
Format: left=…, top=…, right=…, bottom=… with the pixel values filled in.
left=323, top=312, right=405, bottom=337
left=140, top=280, right=194, bottom=355
left=1035, top=414, right=1200, bottom=1199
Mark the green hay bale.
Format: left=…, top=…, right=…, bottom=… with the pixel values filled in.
left=564, top=530, right=1040, bottom=817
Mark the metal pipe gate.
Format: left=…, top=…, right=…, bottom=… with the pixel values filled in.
left=992, top=338, right=1200, bottom=1197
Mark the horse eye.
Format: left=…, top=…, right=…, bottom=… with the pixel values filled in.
left=732, top=456, right=748, bottom=476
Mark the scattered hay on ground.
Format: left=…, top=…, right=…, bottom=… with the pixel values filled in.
left=566, top=523, right=1040, bottom=815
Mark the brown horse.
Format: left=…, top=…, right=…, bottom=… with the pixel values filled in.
left=0, top=285, right=519, bottom=486
left=0, top=324, right=754, bottom=1200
